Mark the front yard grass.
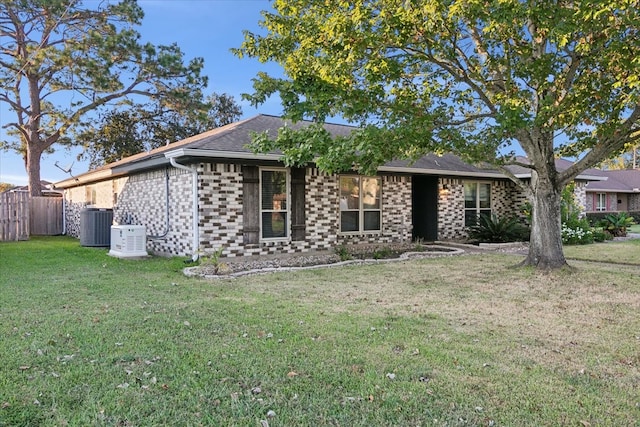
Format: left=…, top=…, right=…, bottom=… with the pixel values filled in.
left=1, top=237, right=639, bottom=426
left=563, top=239, right=640, bottom=265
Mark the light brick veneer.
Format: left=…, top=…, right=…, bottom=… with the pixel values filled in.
left=65, top=162, right=546, bottom=257
left=437, top=178, right=465, bottom=239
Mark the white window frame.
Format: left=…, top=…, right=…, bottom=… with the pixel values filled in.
left=596, top=193, right=607, bottom=211
left=259, top=167, right=290, bottom=241
left=464, top=181, right=492, bottom=226
left=339, top=175, right=382, bottom=234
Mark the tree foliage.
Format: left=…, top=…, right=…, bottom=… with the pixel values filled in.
left=600, top=144, right=640, bottom=169
left=0, top=0, right=207, bottom=195
left=77, top=92, right=242, bottom=169
left=236, top=0, right=640, bottom=269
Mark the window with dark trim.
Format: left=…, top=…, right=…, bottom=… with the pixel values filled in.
left=464, top=182, right=491, bottom=226
left=339, top=176, right=381, bottom=233
left=260, top=169, right=288, bottom=239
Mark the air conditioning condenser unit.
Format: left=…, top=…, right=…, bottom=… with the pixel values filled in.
left=109, top=225, right=148, bottom=258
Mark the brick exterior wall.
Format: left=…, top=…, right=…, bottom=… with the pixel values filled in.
left=336, top=174, right=413, bottom=246
left=629, top=194, right=640, bottom=211
left=64, top=163, right=549, bottom=257
left=436, top=178, right=523, bottom=240
left=437, top=178, right=465, bottom=239
left=198, top=163, right=244, bottom=257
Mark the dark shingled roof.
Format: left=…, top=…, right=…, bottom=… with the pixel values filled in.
left=585, top=169, right=640, bottom=193
left=54, top=114, right=613, bottom=187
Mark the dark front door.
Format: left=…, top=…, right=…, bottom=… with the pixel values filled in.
left=412, top=175, right=438, bottom=241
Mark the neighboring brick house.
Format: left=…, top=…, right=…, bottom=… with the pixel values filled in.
left=584, top=169, right=640, bottom=213
left=54, top=115, right=595, bottom=259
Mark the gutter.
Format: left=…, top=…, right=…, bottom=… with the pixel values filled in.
left=168, top=157, right=200, bottom=262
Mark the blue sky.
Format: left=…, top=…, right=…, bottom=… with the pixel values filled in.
left=0, top=0, right=284, bottom=185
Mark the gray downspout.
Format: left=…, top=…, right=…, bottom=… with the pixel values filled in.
left=169, top=158, right=199, bottom=261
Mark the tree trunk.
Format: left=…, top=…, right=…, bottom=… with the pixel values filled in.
left=520, top=171, right=568, bottom=270
left=27, top=143, right=44, bottom=197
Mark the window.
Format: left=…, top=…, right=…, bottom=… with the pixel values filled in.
left=464, top=182, right=491, bottom=226
left=339, top=176, right=381, bottom=233
left=260, top=169, right=288, bottom=239
left=596, top=193, right=607, bottom=211
left=85, top=186, right=96, bottom=205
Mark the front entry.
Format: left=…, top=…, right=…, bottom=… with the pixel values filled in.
left=412, top=175, right=438, bottom=241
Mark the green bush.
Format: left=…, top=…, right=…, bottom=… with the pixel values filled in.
left=468, top=214, right=530, bottom=243
left=598, top=212, right=636, bottom=237
left=586, top=210, right=640, bottom=226
left=592, top=228, right=614, bottom=242
left=562, top=216, right=595, bottom=245
left=334, top=245, right=352, bottom=261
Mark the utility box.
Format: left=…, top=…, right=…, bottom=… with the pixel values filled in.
left=108, top=225, right=147, bottom=258
left=80, top=208, right=113, bottom=247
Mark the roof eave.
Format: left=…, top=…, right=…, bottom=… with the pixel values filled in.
left=163, top=148, right=283, bottom=162
left=54, top=169, right=114, bottom=189
left=377, top=165, right=506, bottom=178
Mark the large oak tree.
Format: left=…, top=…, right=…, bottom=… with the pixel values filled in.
left=0, top=0, right=207, bottom=196
left=236, top=0, right=640, bottom=269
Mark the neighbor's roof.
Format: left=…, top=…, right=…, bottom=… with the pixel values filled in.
left=585, top=169, right=640, bottom=193
left=501, top=157, right=606, bottom=182
left=4, top=180, right=62, bottom=196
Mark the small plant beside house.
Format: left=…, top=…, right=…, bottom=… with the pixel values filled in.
left=467, top=214, right=530, bottom=243
left=334, top=245, right=352, bottom=261
left=198, top=247, right=229, bottom=274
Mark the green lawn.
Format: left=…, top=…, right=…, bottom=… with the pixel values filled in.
left=564, top=239, right=640, bottom=264
left=628, top=223, right=640, bottom=234
left=1, top=237, right=639, bottom=426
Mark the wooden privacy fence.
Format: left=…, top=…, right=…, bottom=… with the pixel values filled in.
left=30, top=196, right=63, bottom=236
left=0, top=193, right=63, bottom=241
left=0, top=192, right=29, bottom=241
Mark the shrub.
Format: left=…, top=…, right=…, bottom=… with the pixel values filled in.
left=562, top=216, right=594, bottom=245
left=598, top=212, right=636, bottom=237
left=592, top=228, right=614, bottom=242
left=334, top=245, right=352, bottom=261
left=199, top=247, right=229, bottom=274
left=561, top=222, right=594, bottom=245
left=468, top=214, right=530, bottom=243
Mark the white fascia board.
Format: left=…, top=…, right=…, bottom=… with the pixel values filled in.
left=164, top=148, right=283, bottom=162
left=513, top=173, right=607, bottom=181
left=377, top=165, right=506, bottom=179
left=576, top=174, right=607, bottom=181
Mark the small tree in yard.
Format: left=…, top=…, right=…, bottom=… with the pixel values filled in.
left=0, top=0, right=207, bottom=197
left=235, top=0, right=640, bottom=270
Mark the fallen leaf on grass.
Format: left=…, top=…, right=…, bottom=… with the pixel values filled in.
left=19, top=366, right=30, bottom=371
left=287, top=371, right=298, bottom=378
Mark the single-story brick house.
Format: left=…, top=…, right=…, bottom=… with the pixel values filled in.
left=54, top=114, right=598, bottom=259
left=584, top=169, right=640, bottom=213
